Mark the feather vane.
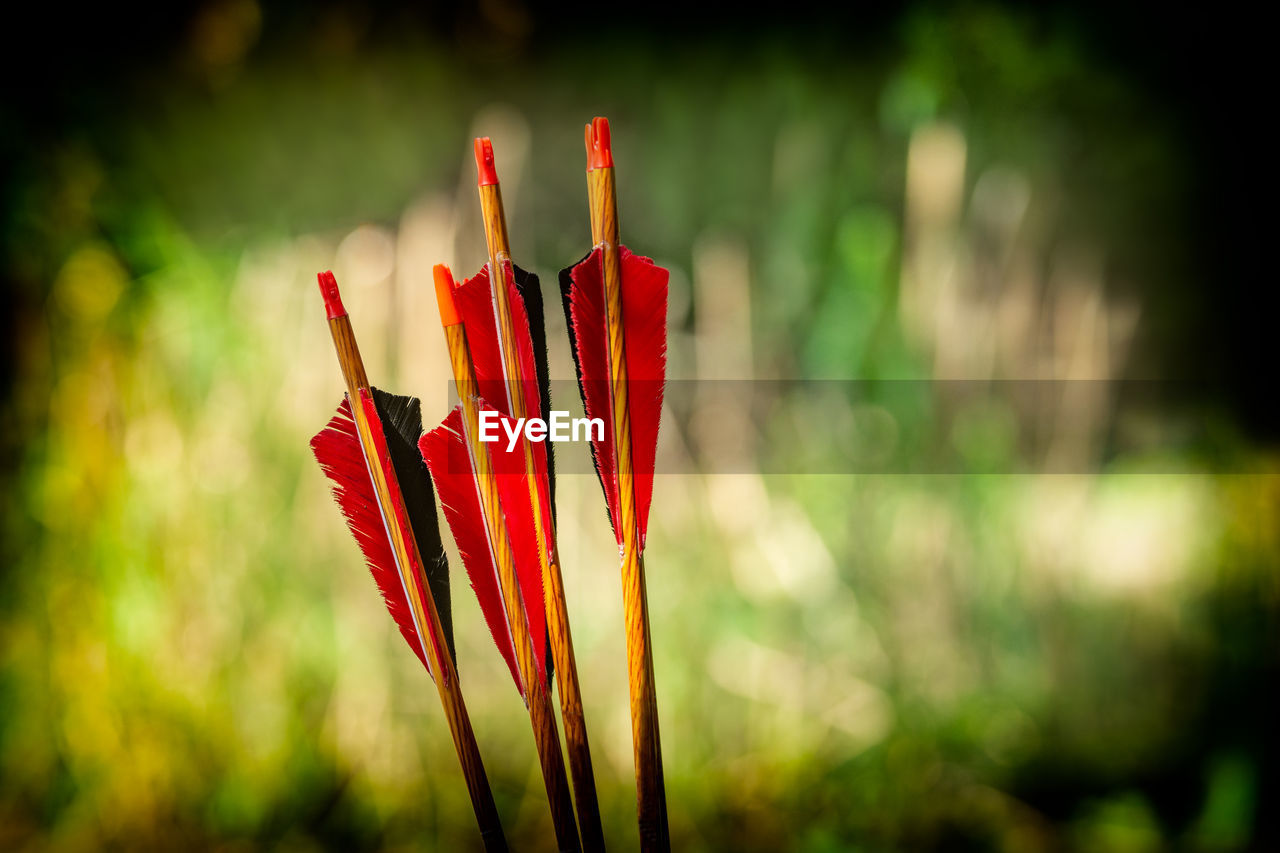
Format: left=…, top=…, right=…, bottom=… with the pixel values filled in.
left=311, top=391, right=453, bottom=677
left=559, top=245, right=669, bottom=546
left=454, top=261, right=557, bottom=555
left=420, top=402, right=550, bottom=692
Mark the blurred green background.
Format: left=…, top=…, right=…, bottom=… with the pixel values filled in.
left=2, top=2, right=1277, bottom=850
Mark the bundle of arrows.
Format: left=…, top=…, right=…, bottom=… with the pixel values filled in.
left=310, top=117, right=670, bottom=852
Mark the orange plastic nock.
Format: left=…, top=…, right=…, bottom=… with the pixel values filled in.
left=433, top=264, right=462, bottom=326
left=586, top=116, right=613, bottom=170
left=318, top=270, right=346, bottom=319
left=474, top=137, right=498, bottom=186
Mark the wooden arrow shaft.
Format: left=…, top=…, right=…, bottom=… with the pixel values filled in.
left=445, top=324, right=582, bottom=853
left=478, top=183, right=606, bottom=851
left=326, top=314, right=507, bottom=852
left=588, top=166, right=670, bottom=852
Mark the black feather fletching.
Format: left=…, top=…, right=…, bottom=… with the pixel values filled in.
left=372, top=387, right=456, bottom=663
left=514, top=265, right=555, bottom=522
left=513, top=265, right=557, bottom=682
left=557, top=255, right=613, bottom=535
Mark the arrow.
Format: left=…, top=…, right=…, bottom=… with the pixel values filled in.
left=421, top=265, right=582, bottom=852
left=309, top=271, right=507, bottom=852
left=456, top=137, right=606, bottom=849
left=560, top=117, right=671, bottom=851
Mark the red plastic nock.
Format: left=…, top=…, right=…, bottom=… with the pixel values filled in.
left=433, top=264, right=462, bottom=326
left=586, top=116, right=613, bottom=170
left=474, top=137, right=498, bottom=186
left=318, top=270, right=346, bottom=319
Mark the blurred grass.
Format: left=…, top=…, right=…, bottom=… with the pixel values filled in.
left=2, top=3, right=1278, bottom=851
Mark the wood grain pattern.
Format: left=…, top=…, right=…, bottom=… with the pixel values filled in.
left=587, top=165, right=671, bottom=852
left=478, top=182, right=607, bottom=851
left=325, top=314, right=508, bottom=852
left=444, top=323, right=582, bottom=853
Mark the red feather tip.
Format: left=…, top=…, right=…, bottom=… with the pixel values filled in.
left=311, top=396, right=435, bottom=677
left=564, top=246, right=668, bottom=548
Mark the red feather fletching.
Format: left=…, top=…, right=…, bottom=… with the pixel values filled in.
left=311, top=395, right=437, bottom=677
left=563, top=246, right=669, bottom=547
left=420, top=403, right=550, bottom=693
left=453, top=260, right=542, bottom=422
left=454, top=260, right=556, bottom=559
